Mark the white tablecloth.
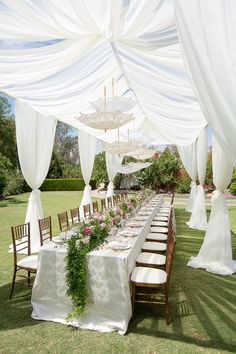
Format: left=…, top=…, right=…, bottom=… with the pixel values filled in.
left=31, top=196, right=162, bottom=334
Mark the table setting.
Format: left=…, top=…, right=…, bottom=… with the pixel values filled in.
left=31, top=192, right=163, bottom=335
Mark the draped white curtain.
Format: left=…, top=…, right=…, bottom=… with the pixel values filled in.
left=174, top=0, right=236, bottom=166
left=78, top=131, right=97, bottom=212
left=15, top=100, right=56, bottom=253
left=105, top=153, right=123, bottom=198
left=0, top=0, right=206, bottom=146
left=177, top=140, right=197, bottom=212
left=187, top=127, right=208, bottom=230
left=116, top=162, right=152, bottom=174
left=188, top=137, right=236, bottom=275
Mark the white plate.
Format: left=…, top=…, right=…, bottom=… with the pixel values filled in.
left=52, top=237, right=65, bottom=244
left=108, top=241, right=132, bottom=250
left=126, top=222, right=144, bottom=228
left=119, top=230, right=138, bottom=237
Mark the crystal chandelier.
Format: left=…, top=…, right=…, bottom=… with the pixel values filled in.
left=76, top=79, right=136, bottom=131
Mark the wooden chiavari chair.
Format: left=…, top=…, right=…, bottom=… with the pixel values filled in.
left=92, top=201, right=99, bottom=213
left=70, top=207, right=80, bottom=225
left=116, top=194, right=121, bottom=202
left=38, top=216, right=52, bottom=246
left=10, top=222, right=38, bottom=299
left=112, top=195, right=118, bottom=206
left=101, top=198, right=107, bottom=211
left=131, top=235, right=176, bottom=325
left=83, top=204, right=91, bottom=218
left=58, top=211, right=69, bottom=231
left=107, top=196, right=113, bottom=208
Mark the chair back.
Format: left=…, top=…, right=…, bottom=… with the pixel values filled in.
left=165, top=234, right=176, bottom=287
left=58, top=211, right=69, bottom=231
left=101, top=198, right=106, bottom=211
left=11, top=223, right=31, bottom=266
left=116, top=194, right=121, bottom=202
left=70, top=207, right=80, bottom=225
left=112, top=195, right=117, bottom=206
left=92, top=201, right=99, bottom=213
left=83, top=204, right=91, bottom=218
left=171, top=192, right=175, bottom=205
left=38, top=216, right=52, bottom=246
left=107, top=196, right=112, bottom=208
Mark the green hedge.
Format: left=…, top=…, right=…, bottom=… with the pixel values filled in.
left=40, top=178, right=96, bottom=191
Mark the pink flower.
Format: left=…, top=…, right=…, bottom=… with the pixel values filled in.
left=83, top=226, right=92, bottom=236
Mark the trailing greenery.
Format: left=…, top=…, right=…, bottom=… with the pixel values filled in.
left=66, top=220, right=109, bottom=318
left=40, top=178, right=97, bottom=191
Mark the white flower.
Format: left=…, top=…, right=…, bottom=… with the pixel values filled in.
left=75, top=239, right=81, bottom=250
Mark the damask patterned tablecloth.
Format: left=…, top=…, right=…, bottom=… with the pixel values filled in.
left=31, top=197, right=162, bottom=334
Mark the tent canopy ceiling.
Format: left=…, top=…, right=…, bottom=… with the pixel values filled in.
left=0, top=0, right=207, bottom=145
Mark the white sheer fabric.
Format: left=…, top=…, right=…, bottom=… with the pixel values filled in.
left=177, top=140, right=197, bottom=212
left=15, top=100, right=56, bottom=253
left=174, top=0, right=236, bottom=166
left=78, top=131, right=97, bottom=212
left=105, top=153, right=123, bottom=197
left=187, top=127, right=208, bottom=230
left=0, top=0, right=206, bottom=145
left=116, top=162, right=152, bottom=175
left=188, top=137, right=236, bottom=275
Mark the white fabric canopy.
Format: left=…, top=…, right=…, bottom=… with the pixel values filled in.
left=15, top=100, right=56, bottom=253
left=105, top=153, right=123, bottom=197
left=0, top=0, right=206, bottom=145
left=187, top=127, right=208, bottom=230
left=78, top=131, right=97, bottom=213
left=188, top=137, right=236, bottom=275
left=175, top=0, right=236, bottom=166
left=177, top=140, right=198, bottom=212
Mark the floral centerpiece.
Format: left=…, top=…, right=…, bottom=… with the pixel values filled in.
left=66, top=219, right=109, bottom=319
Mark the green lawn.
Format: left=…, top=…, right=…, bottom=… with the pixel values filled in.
left=0, top=192, right=236, bottom=354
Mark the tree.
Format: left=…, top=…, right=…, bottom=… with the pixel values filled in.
left=0, top=95, right=17, bottom=168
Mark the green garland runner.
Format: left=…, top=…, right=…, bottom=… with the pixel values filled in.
left=65, top=220, right=109, bottom=319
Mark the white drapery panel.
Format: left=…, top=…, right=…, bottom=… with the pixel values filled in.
left=188, top=137, right=236, bottom=276
left=174, top=0, right=236, bottom=166
left=0, top=0, right=206, bottom=146
left=15, top=100, right=56, bottom=253
left=187, top=127, right=208, bottom=230
left=177, top=140, right=197, bottom=212
left=105, top=153, right=123, bottom=198
left=78, top=131, right=97, bottom=213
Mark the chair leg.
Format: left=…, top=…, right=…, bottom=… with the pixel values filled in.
left=131, top=283, right=136, bottom=320
left=9, top=269, right=16, bottom=299
left=28, top=271, right=30, bottom=286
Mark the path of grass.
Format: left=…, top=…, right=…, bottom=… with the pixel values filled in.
left=0, top=192, right=236, bottom=354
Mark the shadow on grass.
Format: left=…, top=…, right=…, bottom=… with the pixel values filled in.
left=0, top=283, right=39, bottom=331
left=128, top=208, right=236, bottom=352
left=0, top=197, right=27, bottom=208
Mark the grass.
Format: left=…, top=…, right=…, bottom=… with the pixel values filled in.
left=0, top=192, right=236, bottom=354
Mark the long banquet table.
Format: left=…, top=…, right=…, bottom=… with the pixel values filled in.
left=31, top=196, right=163, bottom=334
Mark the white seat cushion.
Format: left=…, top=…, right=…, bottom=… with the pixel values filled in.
left=162, top=202, right=171, bottom=207
left=146, top=232, right=167, bottom=241
left=131, top=267, right=167, bottom=284
left=159, top=208, right=170, bottom=212
left=17, top=255, right=38, bottom=270
left=151, top=226, right=168, bottom=233
left=151, top=221, right=168, bottom=227
left=137, top=252, right=166, bottom=265
left=153, top=216, right=168, bottom=221
left=142, top=241, right=167, bottom=252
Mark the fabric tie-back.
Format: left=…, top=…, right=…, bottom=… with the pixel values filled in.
left=78, top=131, right=97, bottom=216
left=188, top=137, right=236, bottom=275
left=0, top=0, right=207, bottom=146
left=177, top=141, right=198, bottom=212
left=14, top=100, right=56, bottom=253
left=106, top=153, right=123, bottom=198
left=187, top=127, right=208, bottom=230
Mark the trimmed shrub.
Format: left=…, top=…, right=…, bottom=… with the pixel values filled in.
left=40, top=178, right=97, bottom=191
left=175, top=174, right=191, bottom=194
left=230, top=182, right=236, bottom=196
